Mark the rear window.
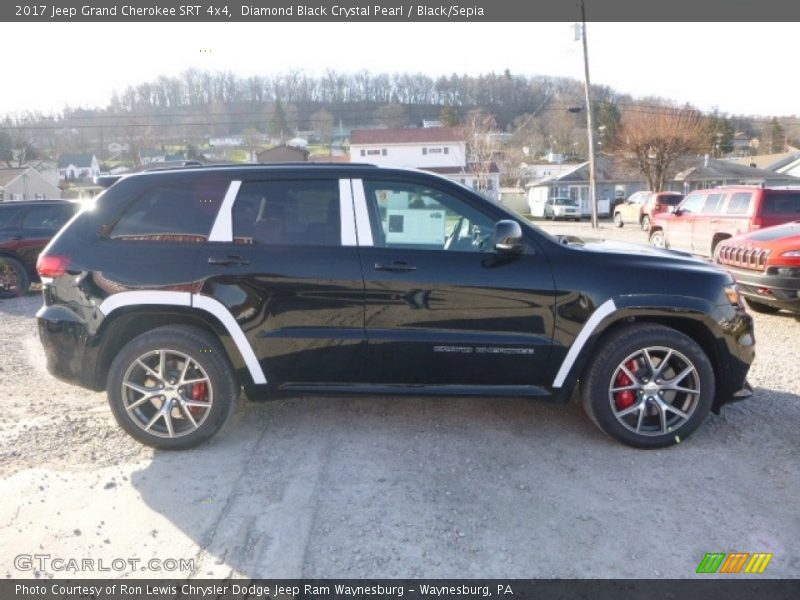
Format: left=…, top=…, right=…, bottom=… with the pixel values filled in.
left=22, top=204, right=78, bottom=230
left=110, top=179, right=228, bottom=242
left=725, top=192, right=753, bottom=215
left=659, top=195, right=683, bottom=206
left=762, top=191, right=800, bottom=216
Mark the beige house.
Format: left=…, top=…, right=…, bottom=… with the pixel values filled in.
left=0, top=167, right=61, bottom=201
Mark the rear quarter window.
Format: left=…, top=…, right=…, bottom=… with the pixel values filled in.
left=762, top=191, right=800, bottom=217
left=110, top=179, right=229, bottom=242
left=725, top=192, right=753, bottom=215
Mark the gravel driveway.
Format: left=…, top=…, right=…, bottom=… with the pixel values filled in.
left=1, top=220, right=798, bottom=579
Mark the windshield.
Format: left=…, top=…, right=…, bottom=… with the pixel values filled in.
left=554, top=198, right=578, bottom=206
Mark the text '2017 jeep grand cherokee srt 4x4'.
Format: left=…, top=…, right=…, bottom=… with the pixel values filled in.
left=36, top=164, right=755, bottom=450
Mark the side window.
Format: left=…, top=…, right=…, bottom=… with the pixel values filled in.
left=22, top=205, right=76, bottom=230
left=0, top=207, right=23, bottom=229
left=679, top=193, right=705, bottom=214
left=763, top=192, right=800, bottom=216
left=726, top=192, right=753, bottom=215
left=232, top=179, right=340, bottom=246
left=110, top=179, right=228, bottom=242
left=362, top=180, right=496, bottom=252
left=701, top=193, right=724, bottom=214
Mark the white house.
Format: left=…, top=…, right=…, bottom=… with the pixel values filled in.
left=349, top=127, right=500, bottom=200
left=0, top=167, right=62, bottom=200
left=57, top=154, right=100, bottom=181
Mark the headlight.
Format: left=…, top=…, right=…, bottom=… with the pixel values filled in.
left=724, top=283, right=741, bottom=306
left=781, top=250, right=800, bottom=257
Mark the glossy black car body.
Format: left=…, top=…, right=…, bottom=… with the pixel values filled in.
left=37, top=164, right=755, bottom=449
left=0, top=200, right=80, bottom=297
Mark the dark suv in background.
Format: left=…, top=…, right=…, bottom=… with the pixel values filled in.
left=0, top=200, right=80, bottom=298
left=37, top=164, right=754, bottom=450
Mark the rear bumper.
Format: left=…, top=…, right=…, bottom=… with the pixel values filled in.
left=725, top=265, right=800, bottom=312
left=36, top=303, right=100, bottom=390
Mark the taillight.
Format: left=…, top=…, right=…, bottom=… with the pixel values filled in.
left=751, top=214, right=762, bottom=229
left=36, top=255, right=71, bottom=278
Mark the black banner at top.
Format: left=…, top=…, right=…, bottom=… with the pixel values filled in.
left=4, top=0, right=800, bottom=22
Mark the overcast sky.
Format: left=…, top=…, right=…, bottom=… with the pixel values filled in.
left=3, top=22, right=797, bottom=117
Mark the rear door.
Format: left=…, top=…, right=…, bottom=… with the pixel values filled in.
left=690, top=192, right=725, bottom=256
left=197, top=176, right=366, bottom=385
left=354, top=176, right=555, bottom=387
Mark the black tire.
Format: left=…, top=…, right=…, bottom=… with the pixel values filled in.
left=0, top=257, right=30, bottom=299
left=649, top=229, right=666, bottom=248
left=107, top=325, right=239, bottom=450
left=581, top=324, right=715, bottom=449
left=744, top=298, right=781, bottom=314
left=614, top=212, right=623, bottom=228
left=641, top=215, right=651, bottom=231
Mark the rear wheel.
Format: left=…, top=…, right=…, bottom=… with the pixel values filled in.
left=581, top=324, right=714, bottom=448
left=614, top=212, right=623, bottom=228
left=107, top=325, right=239, bottom=449
left=0, top=257, right=30, bottom=299
left=744, top=298, right=781, bottom=314
left=649, top=229, right=666, bottom=248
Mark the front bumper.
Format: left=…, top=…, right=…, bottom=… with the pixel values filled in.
left=724, top=265, right=800, bottom=312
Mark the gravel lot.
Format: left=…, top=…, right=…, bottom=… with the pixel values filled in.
left=1, top=219, right=798, bottom=579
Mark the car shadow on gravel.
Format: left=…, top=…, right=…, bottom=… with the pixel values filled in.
left=127, top=385, right=800, bottom=578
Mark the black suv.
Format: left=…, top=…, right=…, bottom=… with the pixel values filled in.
left=0, top=200, right=80, bottom=298
left=37, top=164, right=755, bottom=449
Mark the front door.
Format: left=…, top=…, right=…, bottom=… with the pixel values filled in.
left=667, top=191, right=705, bottom=252
left=354, top=177, right=555, bottom=387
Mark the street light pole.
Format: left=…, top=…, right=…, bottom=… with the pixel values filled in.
left=579, top=1, right=598, bottom=228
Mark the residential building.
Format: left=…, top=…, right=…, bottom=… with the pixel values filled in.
left=0, top=167, right=62, bottom=201
left=57, top=154, right=100, bottom=181
left=349, top=127, right=500, bottom=200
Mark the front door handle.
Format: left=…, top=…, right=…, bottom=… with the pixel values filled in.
left=208, top=255, right=250, bottom=266
left=374, top=261, right=417, bottom=273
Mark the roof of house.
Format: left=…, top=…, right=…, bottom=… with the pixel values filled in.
left=0, top=168, right=28, bottom=187
left=426, top=163, right=500, bottom=175
left=57, top=154, right=96, bottom=169
left=350, top=127, right=464, bottom=145
left=674, top=158, right=800, bottom=182
left=730, top=151, right=800, bottom=171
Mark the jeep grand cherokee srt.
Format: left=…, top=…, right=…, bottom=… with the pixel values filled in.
left=36, top=164, right=755, bottom=449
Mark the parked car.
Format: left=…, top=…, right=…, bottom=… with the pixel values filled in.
left=0, top=200, right=81, bottom=298
left=37, top=164, right=754, bottom=450
left=544, top=197, right=582, bottom=221
left=614, top=191, right=683, bottom=230
left=649, top=186, right=800, bottom=257
left=715, top=220, right=800, bottom=314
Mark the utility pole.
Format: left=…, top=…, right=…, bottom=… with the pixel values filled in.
left=579, top=1, right=598, bottom=228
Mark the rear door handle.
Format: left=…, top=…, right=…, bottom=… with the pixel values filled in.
left=374, top=261, right=417, bottom=272
left=208, top=255, right=250, bottom=266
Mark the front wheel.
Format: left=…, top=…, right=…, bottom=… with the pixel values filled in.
left=641, top=215, right=651, bottom=231
left=613, top=212, right=623, bottom=228
left=581, top=324, right=714, bottom=448
left=649, top=229, right=666, bottom=248
left=107, top=325, right=239, bottom=449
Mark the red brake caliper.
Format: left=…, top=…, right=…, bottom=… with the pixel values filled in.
left=189, top=382, right=208, bottom=415
left=614, top=359, right=639, bottom=410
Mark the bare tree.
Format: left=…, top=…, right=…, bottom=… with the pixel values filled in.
left=613, top=107, right=709, bottom=191
left=374, top=103, right=408, bottom=128
left=464, top=110, right=499, bottom=196
left=309, top=108, right=335, bottom=144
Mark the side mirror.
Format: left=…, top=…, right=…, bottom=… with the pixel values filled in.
left=494, top=220, right=524, bottom=254
left=670, top=207, right=680, bottom=215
